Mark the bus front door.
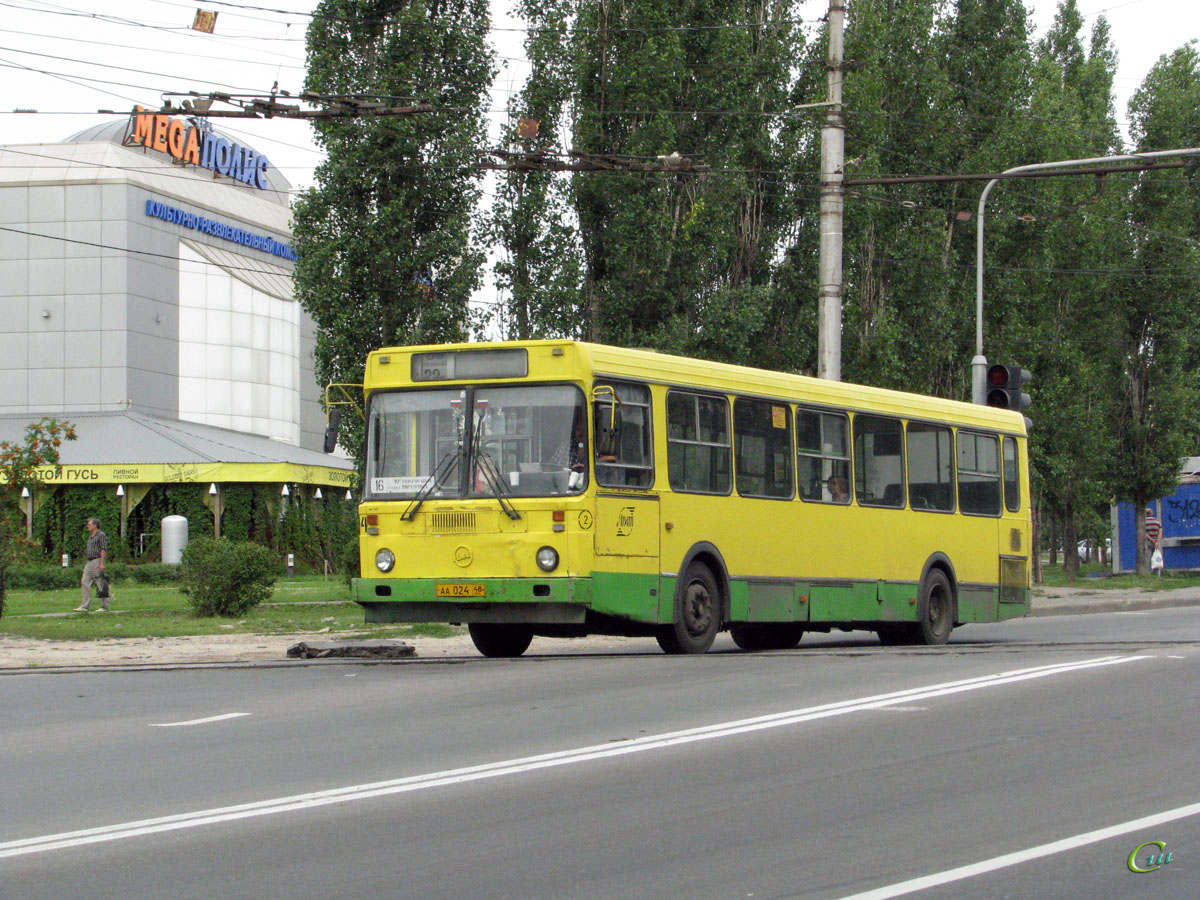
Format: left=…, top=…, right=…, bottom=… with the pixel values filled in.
left=593, top=493, right=660, bottom=622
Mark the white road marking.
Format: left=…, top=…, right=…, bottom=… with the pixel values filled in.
left=0, top=655, right=1147, bottom=859
left=835, top=800, right=1200, bottom=900
left=148, top=713, right=250, bottom=728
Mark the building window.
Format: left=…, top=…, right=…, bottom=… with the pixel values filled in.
left=178, top=243, right=299, bottom=443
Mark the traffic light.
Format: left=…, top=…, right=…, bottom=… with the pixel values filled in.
left=986, top=364, right=1031, bottom=413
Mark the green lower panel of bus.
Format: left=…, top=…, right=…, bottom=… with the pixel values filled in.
left=354, top=573, right=663, bottom=626
left=354, top=574, right=1031, bottom=628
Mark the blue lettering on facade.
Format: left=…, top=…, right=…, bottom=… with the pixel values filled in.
left=143, top=200, right=299, bottom=260
left=254, top=155, right=270, bottom=190
left=214, top=139, right=232, bottom=176
left=200, top=132, right=217, bottom=169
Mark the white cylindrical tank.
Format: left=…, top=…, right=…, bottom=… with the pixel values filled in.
left=162, top=515, right=188, bottom=564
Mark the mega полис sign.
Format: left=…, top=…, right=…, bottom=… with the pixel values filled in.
left=127, top=106, right=272, bottom=191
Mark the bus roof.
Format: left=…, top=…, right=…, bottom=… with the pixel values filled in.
left=366, top=340, right=1028, bottom=436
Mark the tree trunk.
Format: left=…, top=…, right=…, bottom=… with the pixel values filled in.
left=1031, top=490, right=1043, bottom=584
left=1134, top=498, right=1149, bottom=576
left=1062, top=504, right=1079, bottom=582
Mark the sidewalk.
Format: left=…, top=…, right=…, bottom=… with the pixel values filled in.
left=1, top=585, right=1197, bottom=671
left=1029, top=583, right=1200, bottom=617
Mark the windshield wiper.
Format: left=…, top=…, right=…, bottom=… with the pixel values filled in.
left=400, top=445, right=461, bottom=521
left=472, top=447, right=521, bottom=520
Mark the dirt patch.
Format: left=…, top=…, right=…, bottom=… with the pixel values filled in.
left=0, top=631, right=651, bottom=669
left=0, top=632, right=477, bottom=669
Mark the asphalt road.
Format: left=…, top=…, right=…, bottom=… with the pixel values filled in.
left=2, top=607, right=1197, bottom=900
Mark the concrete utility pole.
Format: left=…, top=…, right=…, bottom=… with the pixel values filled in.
left=818, top=0, right=846, bottom=381
left=973, top=146, right=1200, bottom=404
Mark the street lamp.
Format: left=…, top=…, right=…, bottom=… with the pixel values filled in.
left=974, top=146, right=1200, bottom=404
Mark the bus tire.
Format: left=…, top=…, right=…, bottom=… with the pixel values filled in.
left=915, top=569, right=954, bottom=645
left=657, top=563, right=721, bottom=654
left=468, top=623, right=534, bottom=658
left=730, top=623, right=804, bottom=651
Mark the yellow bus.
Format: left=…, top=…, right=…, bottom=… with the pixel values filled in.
left=350, top=340, right=1031, bottom=656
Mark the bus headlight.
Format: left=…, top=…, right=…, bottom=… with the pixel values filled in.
left=535, top=546, right=559, bottom=572
left=375, top=548, right=396, bottom=573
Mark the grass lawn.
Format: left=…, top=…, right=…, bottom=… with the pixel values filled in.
left=0, top=575, right=461, bottom=642
left=1038, top=562, right=1200, bottom=591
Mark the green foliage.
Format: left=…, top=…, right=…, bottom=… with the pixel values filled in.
left=180, top=537, right=279, bottom=617
left=6, top=564, right=84, bottom=591
left=295, top=0, right=495, bottom=467
left=31, top=485, right=122, bottom=563
left=0, top=418, right=76, bottom=617
left=276, top=491, right=360, bottom=572
left=1108, top=44, right=1200, bottom=573
left=286, top=2, right=1200, bottom=586
left=126, top=563, right=182, bottom=584
left=510, top=0, right=807, bottom=361
left=5, top=561, right=176, bottom=590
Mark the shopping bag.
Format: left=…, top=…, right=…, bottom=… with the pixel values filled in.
left=96, top=574, right=110, bottom=599
left=1150, top=548, right=1164, bottom=570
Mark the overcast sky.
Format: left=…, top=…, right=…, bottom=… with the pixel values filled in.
left=1, top=0, right=1196, bottom=201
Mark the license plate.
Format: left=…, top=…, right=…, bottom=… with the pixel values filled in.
left=436, top=583, right=486, bottom=598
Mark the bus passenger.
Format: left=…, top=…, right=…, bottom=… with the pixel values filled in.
left=829, top=476, right=849, bottom=503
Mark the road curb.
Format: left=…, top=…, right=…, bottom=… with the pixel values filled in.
left=1031, top=594, right=1200, bottom=617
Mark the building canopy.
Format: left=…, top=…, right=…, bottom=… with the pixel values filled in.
left=0, top=410, right=354, bottom=489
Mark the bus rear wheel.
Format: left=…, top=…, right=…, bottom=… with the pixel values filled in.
left=730, top=623, right=804, bottom=651
left=657, top=563, right=721, bottom=654
left=468, top=623, right=534, bottom=658
left=879, top=570, right=954, bottom=646
left=916, top=569, right=954, bottom=645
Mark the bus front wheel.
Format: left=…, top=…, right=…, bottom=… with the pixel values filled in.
left=468, top=623, right=534, bottom=658
left=657, top=563, right=721, bottom=654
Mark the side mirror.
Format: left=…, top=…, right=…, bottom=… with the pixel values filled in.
left=323, top=408, right=342, bottom=454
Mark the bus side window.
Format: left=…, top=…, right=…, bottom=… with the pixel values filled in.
left=906, top=422, right=955, bottom=512
left=594, top=382, right=654, bottom=488
left=958, top=431, right=1001, bottom=516
left=1003, top=436, right=1021, bottom=512
left=796, top=408, right=850, bottom=503
left=854, top=415, right=904, bottom=508
left=666, top=390, right=731, bottom=494
left=734, top=398, right=793, bottom=499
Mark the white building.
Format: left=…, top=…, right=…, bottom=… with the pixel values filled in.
left=0, top=114, right=353, bottom=546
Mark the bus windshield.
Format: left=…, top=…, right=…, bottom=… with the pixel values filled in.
left=366, top=384, right=588, bottom=500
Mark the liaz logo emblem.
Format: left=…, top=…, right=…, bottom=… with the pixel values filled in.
left=1128, top=840, right=1174, bottom=873
left=616, top=507, right=635, bottom=536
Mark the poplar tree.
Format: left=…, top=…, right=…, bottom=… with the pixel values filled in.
left=1012, top=2, right=1126, bottom=579
left=1111, top=45, right=1200, bottom=573
left=486, top=0, right=583, bottom=340
left=564, top=0, right=805, bottom=362
left=294, top=0, right=494, bottom=460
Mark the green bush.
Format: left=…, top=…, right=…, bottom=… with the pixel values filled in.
left=180, top=537, right=278, bottom=617
left=127, top=563, right=181, bottom=584
left=7, top=564, right=82, bottom=591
